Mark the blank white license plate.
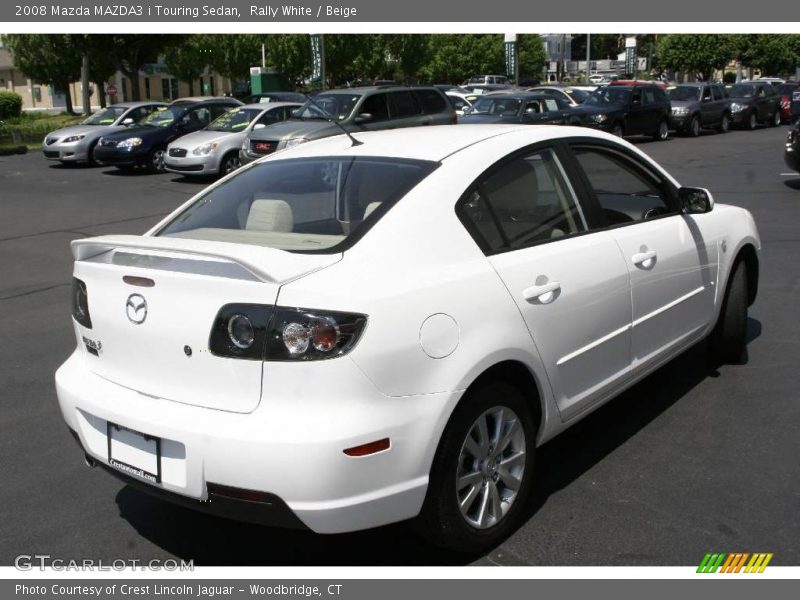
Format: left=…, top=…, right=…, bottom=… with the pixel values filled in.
left=107, top=423, right=161, bottom=483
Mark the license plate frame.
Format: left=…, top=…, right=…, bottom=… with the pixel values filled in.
left=106, top=422, right=162, bottom=484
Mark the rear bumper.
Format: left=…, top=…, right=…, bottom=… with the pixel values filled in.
left=55, top=351, right=458, bottom=533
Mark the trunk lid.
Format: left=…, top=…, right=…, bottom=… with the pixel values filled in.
left=72, top=235, right=341, bottom=413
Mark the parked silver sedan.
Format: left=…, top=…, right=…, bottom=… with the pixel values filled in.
left=164, top=102, right=300, bottom=177
left=42, top=101, right=167, bottom=165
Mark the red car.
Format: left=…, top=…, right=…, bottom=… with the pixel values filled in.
left=775, top=83, right=799, bottom=123
left=609, top=79, right=668, bottom=90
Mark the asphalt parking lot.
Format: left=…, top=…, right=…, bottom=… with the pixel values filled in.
left=1, top=125, right=798, bottom=567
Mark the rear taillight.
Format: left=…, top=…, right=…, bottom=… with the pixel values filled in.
left=451, top=110, right=458, bottom=124
left=71, top=277, right=92, bottom=328
left=209, top=305, right=367, bottom=361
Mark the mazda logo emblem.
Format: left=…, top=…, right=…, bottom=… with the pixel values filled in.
left=125, top=294, right=148, bottom=325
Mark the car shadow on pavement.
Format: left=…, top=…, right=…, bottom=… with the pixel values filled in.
left=100, top=168, right=164, bottom=177
left=782, top=178, right=800, bottom=190
left=114, top=318, right=761, bottom=566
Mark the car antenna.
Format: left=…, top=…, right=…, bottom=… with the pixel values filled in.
left=304, top=93, right=363, bottom=147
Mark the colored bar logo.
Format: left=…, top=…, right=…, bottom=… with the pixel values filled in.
left=697, top=552, right=773, bottom=573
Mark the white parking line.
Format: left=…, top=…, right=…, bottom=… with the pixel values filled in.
left=780, top=173, right=797, bottom=176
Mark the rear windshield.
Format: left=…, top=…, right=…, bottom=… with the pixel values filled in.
left=157, top=156, right=438, bottom=253
left=82, top=106, right=127, bottom=125
left=667, top=86, right=701, bottom=101
left=584, top=87, right=631, bottom=106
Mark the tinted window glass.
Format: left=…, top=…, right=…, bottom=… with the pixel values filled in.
left=574, top=148, right=674, bottom=225
left=711, top=85, right=724, bottom=101
left=359, top=94, right=389, bottom=122
left=702, top=86, right=712, bottom=100
left=642, top=88, right=656, bottom=104
left=415, top=89, right=448, bottom=113
left=390, top=91, right=420, bottom=118
left=459, top=148, right=587, bottom=253
left=158, top=157, right=437, bottom=253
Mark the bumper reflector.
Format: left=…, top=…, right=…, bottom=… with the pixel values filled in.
left=343, top=438, right=390, bottom=457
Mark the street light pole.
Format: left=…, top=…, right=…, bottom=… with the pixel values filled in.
left=586, top=33, right=591, bottom=83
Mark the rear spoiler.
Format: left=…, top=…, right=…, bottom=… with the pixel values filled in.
left=70, top=235, right=342, bottom=284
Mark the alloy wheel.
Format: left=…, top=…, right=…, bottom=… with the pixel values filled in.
left=223, top=155, right=241, bottom=174
left=456, top=406, right=526, bottom=530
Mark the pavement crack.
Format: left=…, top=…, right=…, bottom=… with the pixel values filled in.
left=0, top=282, right=70, bottom=301
left=0, top=213, right=167, bottom=243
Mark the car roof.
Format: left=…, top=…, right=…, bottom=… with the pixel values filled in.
left=170, top=96, right=242, bottom=105
left=265, top=124, right=615, bottom=163
left=111, top=101, right=168, bottom=109
left=241, top=102, right=301, bottom=110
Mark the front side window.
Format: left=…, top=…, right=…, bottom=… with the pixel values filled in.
left=389, top=91, right=420, bottom=118
left=157, top=157, right=437, bottom=253
left=573, top=147, right=675, bottom=226
left=458, top=148, right=588, bottom=254
left=358, top=94, right=390, bottom=122
left=292, top=93, right=362, bottom=121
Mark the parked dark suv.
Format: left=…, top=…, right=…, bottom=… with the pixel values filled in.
left=94, top=97, right=243, bottom=172
left=727, top=82, right=781, bottom=130
left=667, top=83, right=731, bottom=136
left=240, top=86, right=456, bottom=164
left=582, top=83, right=671, bottom=140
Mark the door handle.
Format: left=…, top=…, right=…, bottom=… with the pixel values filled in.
left=523, top=281, right=561, bottom=303
left=632, top=249, right=657, bottom=268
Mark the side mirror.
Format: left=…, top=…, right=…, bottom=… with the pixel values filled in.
left=354, top=113, right=373, bottom=124
left=253, top=123, right=266, bottom=130
left=122, top=117, right=134, bottom=126
left=462, top=106, right=471, bottom=115
left=679, top=187, right=714, bottom=214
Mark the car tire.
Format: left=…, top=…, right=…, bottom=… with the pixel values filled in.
left=414, top=380, right=537, bottom=553
left=688, top=115, right=701, bottom=137
left=612, top=122, right=624, bottom=138
left=718, top=113, right=730, bottom=133
left=147, top=147, right=167, bottom=173
left=708, top=260, right=748, bottom=365
left=747, top=111, right=757, bottom=130
left=653, top=119, right=669, bottom=141
left=86, top=141, right=99, bottom=167
left=221, top=152, right=242, bottom=176
left=771, top=109, right=781, bottom=127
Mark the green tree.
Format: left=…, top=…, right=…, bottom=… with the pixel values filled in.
left=107, top=35, right=172, bottom=101
left=84, top=36, right=119, bottom=108
left=200, top=34, right=262, bottom=81
left=165, top=36, right=208, bottom=96
left=265, top=35, right=311, bottom=89
left=419, top=35, right=505, bottom=84
left=518, top=35, right=547, bottom=83
left=657, top=34, right=732, bottom=81
left=746, top=35, right=800, bottom=75
left=2, top=34, right=81, bottom=114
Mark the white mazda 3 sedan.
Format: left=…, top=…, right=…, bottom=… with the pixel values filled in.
left=56, top=125, right=760, bottom=552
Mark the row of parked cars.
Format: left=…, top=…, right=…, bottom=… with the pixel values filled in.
left=42, top=79, right=790, bottom=177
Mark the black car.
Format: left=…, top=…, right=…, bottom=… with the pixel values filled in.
left=582, top=84, right=671, bottom=140
left=94, top=97, right=243, bottom=172
left=784, top=120, right=800, bottom=172
left=459, top=92, right=585, bottom=125
left=727, top=82, right=781, bottom=130
left=667, top=83, right=731, bottom=136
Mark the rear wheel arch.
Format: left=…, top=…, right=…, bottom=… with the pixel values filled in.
left=458, top=360, right=545, bottom=436
left=737, top=243, right=759, bottom=306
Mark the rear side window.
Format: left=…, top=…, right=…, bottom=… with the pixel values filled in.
left=642, top=88, right=656, bottom=105
left=414, top=89, right=448, bottom=114
left=457, top=148, right=588, bottom=254
left=157, top=157, right=437, bottom=253
left=389, top=91, right=421, bottom=118
left=712, top=85, right=725, bottom=101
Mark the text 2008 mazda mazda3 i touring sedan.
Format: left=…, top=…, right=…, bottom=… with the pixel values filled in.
left=56, top=125, right=760, bottom=552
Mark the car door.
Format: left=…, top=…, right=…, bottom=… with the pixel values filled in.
left=626, top=87, right=647, bottom=134
left=699, top=85, right=715, bottom=126
left=570, top=143, right=718, bottom=370
left=354, top=93, right=391, bottom=130
left=387, top=90, right=425, bottom=128
left=460, top=145, right=633, bottom=420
